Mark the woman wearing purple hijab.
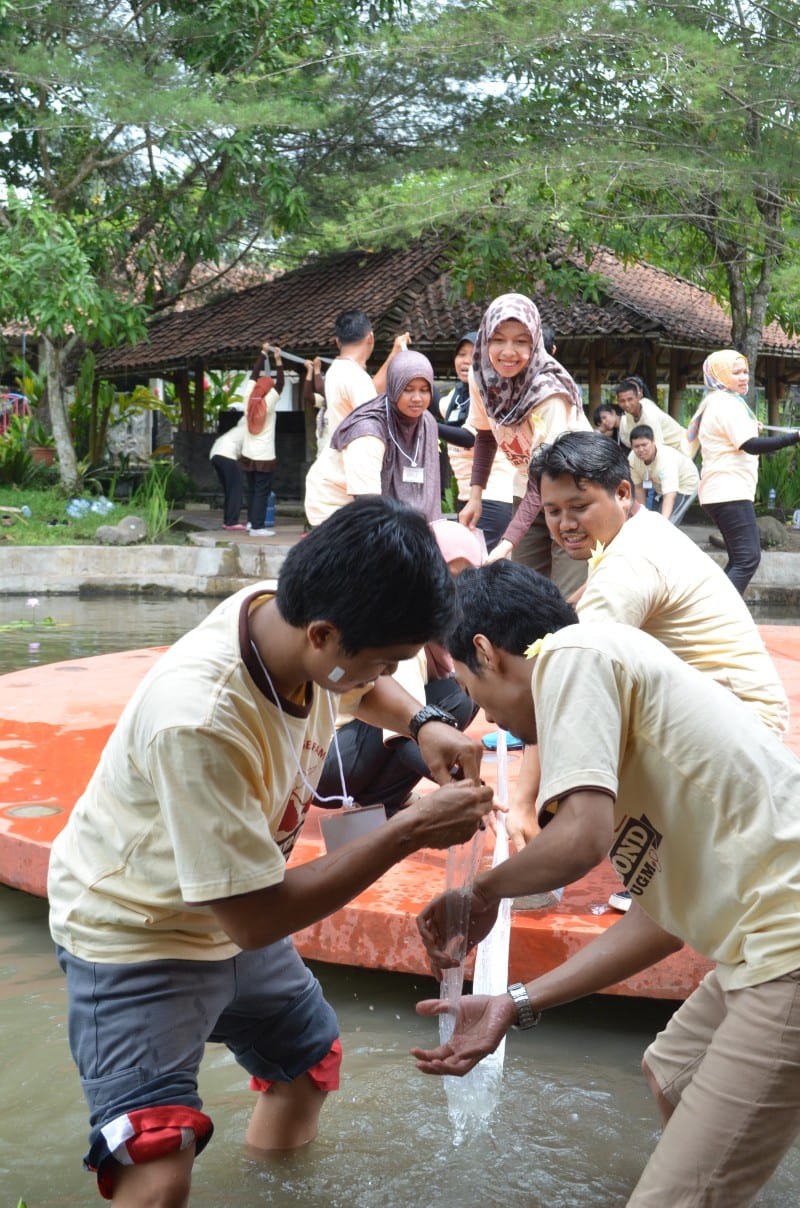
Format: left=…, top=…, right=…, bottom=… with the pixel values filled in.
left=304, top=349, right=442, bottom=525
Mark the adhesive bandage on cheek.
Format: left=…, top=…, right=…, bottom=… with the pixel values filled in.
left=328, top=666, right=346, bottom=683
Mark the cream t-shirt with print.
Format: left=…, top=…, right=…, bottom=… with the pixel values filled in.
left=533, top=624, right=800, bottom=991
left=48, top=585, right=332, bottom=964
left=304, top=436, right=385, bottom=525
left=697, top=390, right=760, bottom=505
left=468, top=370, right=591, bottom=497
left=619, top=397, right=691, bottom=456
left=577, top=508, right=788, bottom=733
left=628, top=443, right=699, bottom=497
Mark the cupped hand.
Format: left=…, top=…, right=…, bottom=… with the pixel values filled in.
left=411, top=993, right=515, bottom=1076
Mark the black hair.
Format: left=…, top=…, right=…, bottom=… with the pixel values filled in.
left=629, top=375, right=650, bottom=397
left=277, top=496, right=454, bottom=654
left=334, top=309, right=372, bottom=344
left=630, top=424, right=655, bottom=442
left=593, top=402, right=622, bottom=423
left=614, top=377, right=641, bottom=397
left=529, top=430, right=633, bottom=492
left=447, top=562, right=577, bottom=672
left=541, top=325, right=556, bottom=356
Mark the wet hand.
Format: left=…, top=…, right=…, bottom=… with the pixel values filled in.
left=411, top=993, right=515, bottom=1076
left=417, top=885, right=499, bottom=975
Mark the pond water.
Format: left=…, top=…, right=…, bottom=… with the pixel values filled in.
left=1, top=600, right=799, bottom=1205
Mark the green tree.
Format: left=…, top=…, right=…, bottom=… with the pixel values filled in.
left=0, top=0, right=407, bottom=490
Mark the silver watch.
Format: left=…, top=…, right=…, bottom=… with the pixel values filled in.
left=507, top=982, right=541, bottom=1029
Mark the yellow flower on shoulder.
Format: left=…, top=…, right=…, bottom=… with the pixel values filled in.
left=524, top=636, right=548, bottom=660
left=588, top=540, right=606, bottom=571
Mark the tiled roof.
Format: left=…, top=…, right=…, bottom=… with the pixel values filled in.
left=96, top=238, right=800, bottom=376
left=97, top=240, right=451, bottom=375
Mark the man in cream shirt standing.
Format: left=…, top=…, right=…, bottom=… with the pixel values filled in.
left=615, top=377, right=692, bottom=455
left=315, top=309, right=410, bottom=455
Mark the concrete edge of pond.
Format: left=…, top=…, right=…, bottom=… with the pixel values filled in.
left=0, top=525, right=798, bottom=605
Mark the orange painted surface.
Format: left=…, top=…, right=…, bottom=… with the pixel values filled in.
left=1, top=626, right=797, bottom=999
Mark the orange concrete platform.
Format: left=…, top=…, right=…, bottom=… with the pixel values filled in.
left=1, top=627, right=797, bottom=998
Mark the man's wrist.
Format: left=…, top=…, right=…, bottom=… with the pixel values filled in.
left=507, top=982, right=541, bottom=1030
left=408, top=704, right=459, bottom=742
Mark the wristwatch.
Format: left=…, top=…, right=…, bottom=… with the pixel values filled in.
left=408, top=704, right=460, bottom=742
left=507, top=982, right=542, bottom=1030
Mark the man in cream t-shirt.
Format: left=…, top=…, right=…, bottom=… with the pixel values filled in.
left=412, top=561, right=800, bottom=1208
left=628, top=423, right=699, bottom=522
left=615, top=377, right=691, bottom=454
left=505, top=430, right=788, bottom=852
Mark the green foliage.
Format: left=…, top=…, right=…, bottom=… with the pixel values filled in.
left=756, top=448, right=800, bottom=511
left=131, top=463, right=180, bottom=541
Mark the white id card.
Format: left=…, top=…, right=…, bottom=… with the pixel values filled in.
left=402, top=465, right=425, bottom=483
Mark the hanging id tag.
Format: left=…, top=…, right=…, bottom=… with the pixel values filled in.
left=402, top=465, right=425, bottom=484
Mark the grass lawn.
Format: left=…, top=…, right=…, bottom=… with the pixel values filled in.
left=0, top=485, right=186, bottom=546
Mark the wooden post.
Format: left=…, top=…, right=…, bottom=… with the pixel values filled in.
left=588, top=342, right=601, bottom=410
left=193, top=359, right=205, bottom=433
left=765, top=357, right=780, bottom=427
left=175, top=370, right=192, bottom=432
left=668, top=350, right=681, bottom=419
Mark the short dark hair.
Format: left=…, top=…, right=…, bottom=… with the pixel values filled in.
left=529, top=431, right=633, bottom=492
left=541, top=325, right=556, bottom=355
left=447, top=562, right=577, bottom=672
left=614, top=377, right=641, bottom=396
left=277, top=496, right=453, bottom=653
left=335, top=309, right=372, bottom=344
left=630, top=424, right=655, bottom=442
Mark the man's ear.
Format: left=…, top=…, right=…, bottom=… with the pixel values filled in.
left=307, top=620, right=339, bottom=652
left=473, top=633, right=500, bottom=671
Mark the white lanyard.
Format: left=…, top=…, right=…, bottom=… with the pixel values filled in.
left=385, top=400, right=421, bottom=467
left=250, top=640, right=353, bottom=808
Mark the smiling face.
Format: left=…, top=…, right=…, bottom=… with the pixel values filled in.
left=453, top=340, right=474, bottom=384
left=615, top=389, right=641, bottom=417
left=595, top=409, right=619, bottom=435
left=395, top=376, right=432, bottom=419
left=487, top=319, right=533, bottom=378
left=541, top=473, right=632, bottom=559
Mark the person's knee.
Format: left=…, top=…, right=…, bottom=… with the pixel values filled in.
left=104, top=1145, right=195, bottom=1206
left=642, top=1057, right=674, bottom=1126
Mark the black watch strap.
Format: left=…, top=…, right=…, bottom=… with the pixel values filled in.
left=408, top=704, right=459, bottom=742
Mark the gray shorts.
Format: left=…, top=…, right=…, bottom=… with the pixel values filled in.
left=57, top=938, right=339, bottom=1178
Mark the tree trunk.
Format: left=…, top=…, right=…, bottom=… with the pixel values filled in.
left=42, top=335, right=81, bottom=493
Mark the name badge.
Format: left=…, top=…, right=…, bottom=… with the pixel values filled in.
left=403, top=465, right=425, bottom=484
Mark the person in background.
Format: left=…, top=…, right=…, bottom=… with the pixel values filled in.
left=629, top=423, right=699, bottom=523
left=304, top=350, right=442, bottom=526
left=241, top=342, right=282, bottom=536
left=460, top=292, right=591, bottom=596
left=48, top=496, right=491, bottom=1203
left=689, top=349, right=800, bottom=595
left=315, top=520, right=484, bottom=818
left=315, top=309, right=410, bottom=454
left=438, top=331, right=514, bottom=551
left=303, top=356, right=327, bottom=456
left=412, top=559, right=800, bottom=1208
left=615, top=377, right=691, bottom=455
left=593, top=402, right=623, bottom=444
left=541, top=325, right=557, bottom=357
left=209, top=413, right=246, bottom=531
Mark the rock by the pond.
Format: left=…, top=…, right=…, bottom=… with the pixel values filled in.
left=756, top=515, right=790, bottom=549
left=96, top=516, right=148, bottom=545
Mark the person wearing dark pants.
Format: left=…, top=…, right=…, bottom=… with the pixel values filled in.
left=689, top=348, right=800, bottom=596
left=315, top=676, right=478, bottom=818
left=209, top=417, right=246, bottom=530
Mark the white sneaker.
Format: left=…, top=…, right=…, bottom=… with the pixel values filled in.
left=249, top=528, right=275, bottom=536
left=608, top=890, right=632, bottom=912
